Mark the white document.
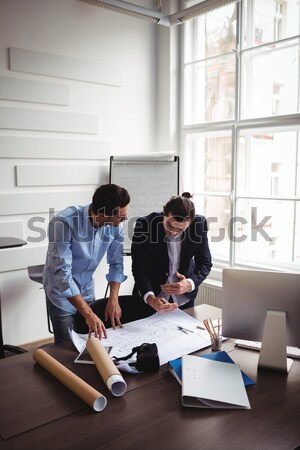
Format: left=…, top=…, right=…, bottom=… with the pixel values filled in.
left=69, top=309, right=211, bottom=366
left=182, top=354, right=251, bottom=409
left=68, top=327, right=88, bottom=352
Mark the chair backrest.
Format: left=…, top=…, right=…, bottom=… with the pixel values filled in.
left=27, top=265, right=53, bottom=334
left=74, top=295, right=146, bottom=334
left=27, top=264, right=44, bottom=284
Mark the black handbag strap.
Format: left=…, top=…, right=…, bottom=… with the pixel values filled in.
left=112, top=347, right=138, bottom=363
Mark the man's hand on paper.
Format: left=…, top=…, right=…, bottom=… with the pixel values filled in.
left=85, top=312, right=107, bottom=340
left=68, top=293, right=107, bottom=340
left=147, top=295, right=178, bottom=313
left=105, top=298, right=123, bottom=329
left=105, top=281, right=123, bottom=329
left=161, top=272, right=192, bottom=295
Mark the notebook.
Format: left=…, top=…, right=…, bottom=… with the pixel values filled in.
left=181, top=354, right=251, bottom=409
left=168, top=350, right=255, bottom=387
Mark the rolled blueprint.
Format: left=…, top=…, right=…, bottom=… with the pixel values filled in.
left=33, top=348, right=107, bottom=412
left=86, top=337, right=127, bottom=397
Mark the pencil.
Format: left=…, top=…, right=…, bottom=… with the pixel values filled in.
left=203, top=319, right=215, bottom=338
left=203, top=319, right=211, bottom=335
left=209, top=318, right=217, bottom=338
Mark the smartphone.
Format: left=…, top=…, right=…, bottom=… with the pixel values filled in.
left=74, top=345, right=112, bottom=364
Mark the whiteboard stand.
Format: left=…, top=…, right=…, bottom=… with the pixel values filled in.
left=109, top=154, right=179, bottom=252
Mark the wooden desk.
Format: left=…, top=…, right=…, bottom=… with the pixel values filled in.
left=0, top=305, right=299, bottom=450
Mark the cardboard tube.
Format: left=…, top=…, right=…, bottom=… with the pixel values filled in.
left=33, top=348, right=107, bottom=412
left=86, top=337, right=127, bottom=397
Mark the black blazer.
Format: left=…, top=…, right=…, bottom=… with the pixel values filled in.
left=131, top=212, right=212, bottom=302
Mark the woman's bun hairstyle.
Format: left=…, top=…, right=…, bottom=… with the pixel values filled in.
left=181, top=192, right=193, bottom=199
left=163, top=192, right=195, bottom=222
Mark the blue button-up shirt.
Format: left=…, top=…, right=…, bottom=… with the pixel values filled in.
left=43, top=204, right=127, bottom=314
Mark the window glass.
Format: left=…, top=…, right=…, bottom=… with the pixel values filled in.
left=184, top=54, right=235, bottom=124
left=241, top=38, right=300, bottom=119
left=235, top=199, right=299, bottom=266
left=241, top=0, right=300, bottom=50
left=183, top=133, right=232, bottom=263
left=184, top=2, right=237, bottom=63
left=183, top=133, right=232, bottom=194
left=194, top=195, right=231, bottom=263
left=183, top=1, right=237, bottom=124
left=237, top=130, right=298, bottom=197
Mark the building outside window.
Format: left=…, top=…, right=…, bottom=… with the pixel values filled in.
left=181, top=0, right=300, bottom=275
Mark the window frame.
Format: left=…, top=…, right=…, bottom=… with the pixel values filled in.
left=180, top=0, right=300, bottom=275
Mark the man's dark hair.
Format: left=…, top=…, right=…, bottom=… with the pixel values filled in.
left=163, top=192, right=195, bottom=222
left=92, top=184, right=130, bottom=216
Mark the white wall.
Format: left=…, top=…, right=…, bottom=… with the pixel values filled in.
left=157, top=0, right=180, bottom=154
left=0, top=0, right=172, bottom=345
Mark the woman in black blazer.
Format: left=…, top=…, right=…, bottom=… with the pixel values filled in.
left=131, top=193, right=212, bottom=315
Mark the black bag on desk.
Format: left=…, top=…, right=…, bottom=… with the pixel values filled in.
left=113, top=343, right=160, bottom=372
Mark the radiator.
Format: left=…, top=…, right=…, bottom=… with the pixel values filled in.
left=195, top=282, right=222, bottom=308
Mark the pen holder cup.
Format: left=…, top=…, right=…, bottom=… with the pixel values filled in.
left=210, top=336, right=222, bottom=352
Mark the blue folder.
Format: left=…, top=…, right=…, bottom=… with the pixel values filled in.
left=168, top=350, right=255, bottom=386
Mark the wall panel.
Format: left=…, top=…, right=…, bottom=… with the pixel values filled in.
left=0, top=136, right=110, bottom=160
left=0, top=190, right=93, bottom=216
left=0, top=107, right=98, bottom=134
left=16, top=164, right=106, bottom=186
left=0, top=76, right=70, bottom=105
left=9, top=47, right=122, bottom=87
left=0, top=221, right=23, bottom=239
left=0, top=245, right=47, bottom=273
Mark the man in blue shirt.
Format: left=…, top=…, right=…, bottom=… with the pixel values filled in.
left=43, top=184, right=130, bottom=344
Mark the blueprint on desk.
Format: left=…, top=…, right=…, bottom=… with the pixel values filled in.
left=69, top=309, right=213, bottom=366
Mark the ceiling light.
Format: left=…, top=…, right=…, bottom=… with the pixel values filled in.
left=76, top=0, right=237, bottom=27
left=75, top=0, right=170, bottom=26
left=169, top=0, right=236, bottom=26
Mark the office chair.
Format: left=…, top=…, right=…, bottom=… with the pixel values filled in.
left=27, top=264, right=53, bottom=334
left=74, top=295, right=147, bottom=334
left=0, top=237, right=28, bottom=358
left=0, top=308, right=27, bottom=358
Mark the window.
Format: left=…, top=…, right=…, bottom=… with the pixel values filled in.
left=274, top=1, right=284, bottom=41
left=272, top=83, right=282, bottom=116
left=181, top=0, right=300, bottom=273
